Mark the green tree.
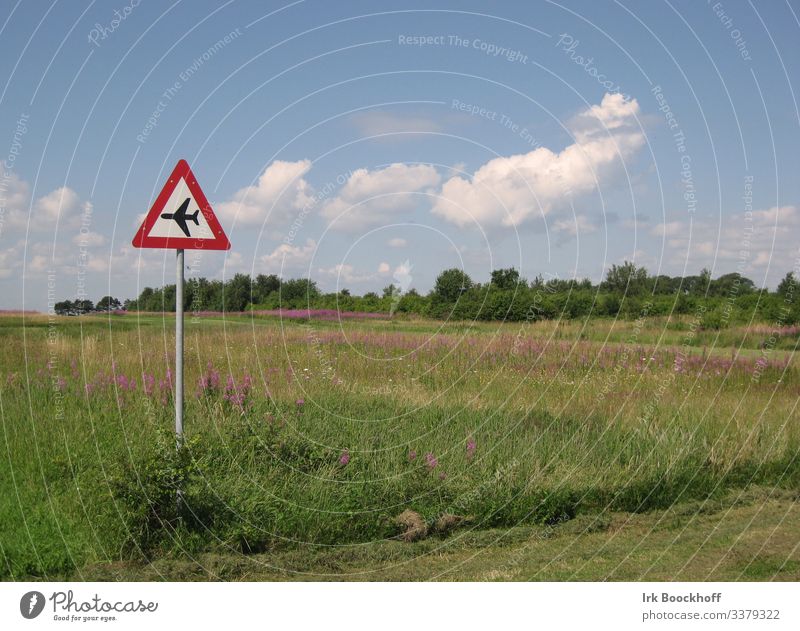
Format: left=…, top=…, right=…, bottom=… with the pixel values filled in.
left=434, top=268, right=473, bottom=302
left=73, top=299, right=94, bottom=314
left=601, top=261, right=648, bottom=294
left=54, top=300, right=73, bottom=315
left=280, top=278, right=319, bottom=306
left=252, top=274, right=280, bottom=304
left=223, top=273, right=251, bottom=312
left=95, top=296, right=122, bottom=312
left=777, top=272, right=798, bottom=299
left=490, top=268, right=521, bottom=290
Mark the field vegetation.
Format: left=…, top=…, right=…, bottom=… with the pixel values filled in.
left=1, top=311, right=798, bottom=580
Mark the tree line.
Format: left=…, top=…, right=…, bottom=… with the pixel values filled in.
left=54, top=296, right=122, bottom=315
left=61, top=262, right=800, bottom=327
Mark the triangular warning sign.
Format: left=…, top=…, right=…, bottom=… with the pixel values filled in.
left=132, top=159, right=230, bottom=250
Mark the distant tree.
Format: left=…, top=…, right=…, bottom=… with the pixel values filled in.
left=490, top=268, right=521, bottom=290
left=223, top=274, right=251, bottom=312
left=602, top=261, right=648, bottom=294
left=382, top=284, right=397, bottom=298
left=73, top=299, right=94, bottom=314
left=252, top=274, right=280, bottom=304
left=95, top=296, right=121, bottom=312
left=280, top=278, right=319, bottom=305
left=709, top=272, right=755, bottom=297
left=434, top=268, right=473, bottom=302
left=699, top=267, right=712, bottom=292
left=777, top=272, right=798, bottom=298
left=54, top=300, right=73, bottom=315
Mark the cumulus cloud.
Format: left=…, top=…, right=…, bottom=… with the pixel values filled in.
left=431, top=93, right=645, bottom=228
left=0, top=171, right=85, bottom=233
left=321, top=163, right=440, bottom=231
left=217, top=159, right=314, bottom=226
left=34, top=187, right=80, bottom=221
left=259, top=238, right=317, bottom=273
left=387, top=238, right=407, bottom=248
left=0, top=240, right=24, bottom=278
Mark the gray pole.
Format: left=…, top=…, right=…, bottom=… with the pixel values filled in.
left=175, top=249, right=185, bottom=512
left=175, top=249, right=184, bottom=447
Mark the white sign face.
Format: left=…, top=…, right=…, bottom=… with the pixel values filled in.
left=145, top=177, right=216, bottom=240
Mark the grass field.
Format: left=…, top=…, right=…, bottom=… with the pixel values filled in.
left=1, top=312, right=798, bottom=580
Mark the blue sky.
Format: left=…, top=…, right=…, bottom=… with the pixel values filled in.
left=1, top=0, right=798, bottom=309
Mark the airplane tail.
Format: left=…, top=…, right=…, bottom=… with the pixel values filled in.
left=188, top=210, right=200, bottom=225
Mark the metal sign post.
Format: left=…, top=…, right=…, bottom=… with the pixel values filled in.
left=175, top=249, right=184, bottom=511
left=175, top=249, right=184, bottom=449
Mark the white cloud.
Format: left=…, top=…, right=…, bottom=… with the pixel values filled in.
left=72, top=231, right=106, bottom=247
left=259, top=238, right=317, bottom=273
left=431, top=93, right=645, bottom=228
left=350, top=110, right=441, bottom=139
left=378, top=262, right=391, bottom=274
left=321, top=163, right=440, bottom=231
left=650, top=221, right=685, bottom=238
left=318, top=263, right=375, bottom=284
left=0, top=241, right=23, bottom=278
left=0, top=171, right=85, bottom=233
left=217, top=159, right=314, bottom=226
left=34, top=187, right=80, bottom=221
left=387, top=238, right=407, bottom=248
left=553, top=215, right=596, bottom=236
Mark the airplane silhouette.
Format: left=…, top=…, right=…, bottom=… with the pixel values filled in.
left=160, top=197, right=200, bottom=237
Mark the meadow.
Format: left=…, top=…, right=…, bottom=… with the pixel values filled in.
left=1, top=311, right=798, bottom=580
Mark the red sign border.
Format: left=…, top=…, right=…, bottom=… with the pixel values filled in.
left=132, top=159, right=231, bottom=250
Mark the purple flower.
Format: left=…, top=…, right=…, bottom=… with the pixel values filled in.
left=425, top=452, right=438, bottom=469
left=143, top=373, right=155, bottom=397
left=339, top=450, right=350, bottom=466
left=222, top=373, right=252, bottom=412
left=408, top=450, right=417, bottom=462
left=296, top=398, right=305, bottom=408
left=466, top=438, right=477, bottom=460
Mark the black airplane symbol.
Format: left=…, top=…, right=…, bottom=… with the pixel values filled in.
left=160, top=197, right=200, bottom=237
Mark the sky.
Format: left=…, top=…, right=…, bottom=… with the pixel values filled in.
left=0, top=0, right=798, bottom=310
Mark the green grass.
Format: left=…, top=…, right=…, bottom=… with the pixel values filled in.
left=1, top=313, right=798, bottom=580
